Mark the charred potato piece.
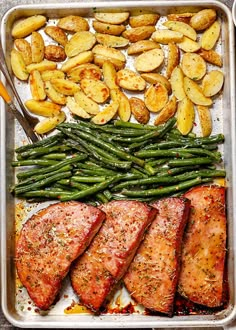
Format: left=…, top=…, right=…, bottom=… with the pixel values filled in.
left=129, top=97, right=150, bottom=124
left=14, top=39, right=32, bottom=65
left=95, top=33, right=129, bottom=48
left=12, top=15, right=46, bottom=38
left=25, top=99, right=62, bottom=117
left=134, top=48, right=164, bottom=72
left=94, top=12, right=130, bottom=25
left=74, top=90, right=100, bottom=115
left=34, top=111, right=66, bottom=134
left=201, top=21, right=221, bottom=50
left=67, top=63, right=102, bottom=82
left=197, top=48, right=222, bottom=67
left=181, top=52, right=206, bottom=81
left=177, top=97, right=195, bottom=135
left=189, top=9, right=217, bottom=31
left=92, top=21, right=126, bottom=36
left=184, top=77, right=212, bottom=106
left=127, top=40, right=160, bottom=55
left=122, top=26, right=156, bottom=42
left=50, top=78, right=80, bottom=95
left=141, top=73, right=172, bottom=94
left=170, top=66, right=186, bottom=101
left=163, top=20, right=197, bottom=41
left=44, top=26, right=68, bottom=47
left=29, top=70, right=46, bottom=101
left=144, top=83, right=168, bottom=112
left=202, top=70, right=224, bottom=97
left=61, top=51, right=93, bottom=72
left=67, top=96, right=91, bottom=119
left=80, top=78, right=110, bottom=103
left=44, top=81, right=67, bottom=105
left=151, top=29, right=183, bottom=44
left=91, top=101, right=119, bottom=125
left=11, top=49, right=29, bottom=81
left=154, top=95, right=177, bottom=125
left=44, top=45, right=67, bottom=62
left=31, top=31, right=44, bottom=63
left=116, top=69, right=146, bottom=91
left=65, top=31, right=96, bottom=57
left=196, top=105, right=212, bottom=137
left=57, top=15, right=89, bottom=32
left=166, top=42, right=180, bottom=79
left=129, top=14, right=160, bottom=27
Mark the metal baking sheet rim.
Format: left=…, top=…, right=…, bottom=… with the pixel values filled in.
left=0, top=0, right=236, bottom=328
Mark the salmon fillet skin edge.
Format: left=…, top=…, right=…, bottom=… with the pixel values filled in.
left=16, top=201, right=106, bottom=310
left=70, top=200, right=157, bottom=312
left=178, top=185, right=226, bottom=308
left=124, top=197, right=190, bottom=315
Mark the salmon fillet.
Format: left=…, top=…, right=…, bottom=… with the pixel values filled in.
left=124, top=197, right=190, bottom=315
left=178, top=185, right=226, bottom=307
left=16, top=201, right=105, bottom=310
left=70, top=200, right=157, bottom=312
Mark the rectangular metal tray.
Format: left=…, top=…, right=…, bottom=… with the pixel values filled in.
left=1, top=1, right=236, bottom=328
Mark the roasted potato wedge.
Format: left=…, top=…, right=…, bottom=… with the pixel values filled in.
left=26, top=60, right=57, bottom=73
left=44, top=45, right=67, bottom=62
left=65, top=31, right=96, bottom=57
left=92, top=21, right=126, bottom=36
left=67, top=63, right=101, bottom=82
left=12, top=15, right=46, bottom=38
left=144, top=83, right=168, bottom=112
left=102, top=61, right=118, bottom=89
left=202, top=70, right=224, bottom=97
left=189, top=9, right=216, bottom=31
left=166, top=42, right=180, bottom=79
left=196, top=105, right=212, bottom=137
left=57, top=15, right=89, bottom=32
left=163, top=20, right=197, bottom=41
left=122, top=26, right=156, bottom=42
left=197, top=48, right=222, bottom=67
left=167, top=12, right=195, bottom=24
left=117, top=91, right=131, bottom=122
left=67, top=96, right=91, bottom=119
left=154, top=96, right=177, bottom=125
left=116, top=69, right=146, bottom=91
left=184, top=77, right=212, bottom=106
left=134, top=48, right=164, bottom=72
left=95, top=33, right=129, bottom=48
left=181, top=52, right=206, bottom=80
left=14, top=39, right=32, bottom=65
left=41, top=69, right=65, bottom=81
left=74, top=90, right=100, bottom=115
left=31, top=31, right=44, bottom=63
left=61, top=51, right=93, bottom=72
left=11, top=49, right=29, bottom=80
left=201, top=21, right=221, bottom=50
left=177, top=36, right=200, bottom=52
left=129, top=97, right=150, bottom=124
left=80, top=78, right=110, bottom=103
left=25, top=99, right=62, bottom=117
left=91, top=101, right=119, bottom=125
left=44, top=26, right=68, bottom=47
left=94, top=12, right=130, bottom=25
left=141, top=73, right=172, bottom=94
left=127, top=40, right=160, bottom=55
left=34, top=111, right=66, bottom=134
left=29, top=70, right=46, bottom=101
left=170, top=66, right=186, bottom=101
left=176, top=97, right=195, bottom=135
left=44, top=80, right=67, bottom=105
left=50, top=78, right=80, bottom=95
left=93, top=54, right=125, bottom=71
left=129, top=14, right=160, bottom=27
left=92, top=44, right=126, bottom=63
left=151, top=29, right=183, bottom=44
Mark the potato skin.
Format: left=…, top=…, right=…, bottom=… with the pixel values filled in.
left=44, top=45, right=67, bottom=62
left=189, top=9, right=217, bottom=31
left=44, top=26, right=68, bottom=46
left=129, top=97, right=150, bottom=124
left=57, top=15, right=89, bottom=32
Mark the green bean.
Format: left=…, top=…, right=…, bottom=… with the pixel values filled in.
left=168, top=157, right=214, bottom=167
left=122, top=177, right=203, bottom=197
left=135, top=149, right=194, bottom=159
left=172, top=148, right=222, bottom=161
left=166, top=133, right=224, bottom=145
left=71, top=176, right=106, bottom=183
left=146, top=158, right=168, bottom=167
left=21, top=189, right=72, bottom=199
left=112, top=195, right=156, bottom=202
left=43, top=153, right=67, bottom=160
left=103, top=189, right=113, bottom=201
left=19, top=145, right=71, bottom=159
left=144, top=141, right=183, bottom=150
left=114, top=120, right=158, bottom=130
left=70, top=181, right=109, bottom=203
left=15, top=171, right=72, bottom=195
left=74, top=168, right=117, bottom=177
left=15, top=133, right=63, bottom=153
left=12, top=159, right=58, bottom=167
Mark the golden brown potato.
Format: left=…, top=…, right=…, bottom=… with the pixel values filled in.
left=44, top=45, right=67, bottom=62
left=65, top=31, right=96, bottom=57
left=44, top=81, right=67, bottom=105
left=116, top=69, right=146, bottom=91
left=61, top=51, right=93, bottom=72
left=170, top=66, right=186, bottom=101
left=50, top=78, right=80, bottom=95
left=176, top=97, right=195, bottom=135
left=177, top=36, right=200, bottom=52
left=122, top=26, right=156, bottom=42
left=93, top=54, right=125, bottom=71
left=197, top=48, right=222, bottom=67
left=201, top=21, right=221, bottom=50
left=11, top=49, right=29, bottom=80
left=25, top=99, right=62, bottom=117
left=151, top=29, right=183, bottom=44
left=31, top=31, right=44, bottom=63
left=134, top=48, right=164, bottom=72
left=91, top=101, right=119, bottom=125
left=141, top=73, right=172, bottom=94
left=196, top=105, right=212, bottom=137
left=127, top=40, right=160, bottom=55
left=129, top=97, right=150, bottom=124
left=67, top=63, right=102, bottom=82
left=154, top=96, right=177, bottom=125
left=202, top=70, right=224, bottom=97
left=129, top=14, right=160, bottom=27
left=144, top=83, right=168, bottom=112
left=41, top=69, right=65, bottom=81
left=80, top=78, right=110, bottom=103
left=167, top=13, right=195, bottom=24
left=44, top=26, right=68, bottom=47
left=14, top=39, right=32, bottom=65
left=29, top=70, right=46, bottom=101
left=67, top=96, right=91, bottom=119
left=117, top=91, right=131, bottom=122
left=92, top=21, right=126, bottom=36
left=163, top=21, right=197, bottom=41
left=184, top=77, right=212, bottom=106
left=94, top=12, right=130, bottom=25
left=12, top=15, right=46, bottom=38
left=74, top=90, right=100, bottom=115
left=95, top=33, right=129, bottom=48
left=181, top=52, right=206, bottom=80
left=166, top=42, right=180, bottom=79
left=92, top=44, right=126, bottom=63
left=26, top=60, right=57, bottom=73
left=102, top=61, right=118, bottom=90
left=34, top=111, right=66, bottom=134
left=189, top=9, right=217, bottom=31
left=57, top=15, right=89, bottom=32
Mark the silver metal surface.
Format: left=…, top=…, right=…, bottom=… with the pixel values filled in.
left=233, top=0, right=236, bottom=25
left=0, top=0, right=235, bottom=328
